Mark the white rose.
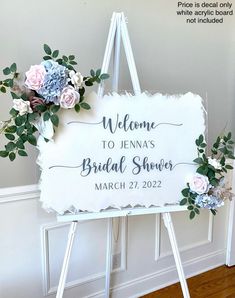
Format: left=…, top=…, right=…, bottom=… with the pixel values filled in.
left=69, top=70, right=83, bottom=89
left=59, top=86, right=80, bottom=109
left=13, top=98, right=33, bottom=115
left=189, top=174, right=210, bottom=195
left=208, top=157, right=222, bottom=170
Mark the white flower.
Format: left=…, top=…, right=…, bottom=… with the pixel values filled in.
left=69, top=70, right=83, bottom=89
left=189, top=174, right=210, bottom=195
left=13, top=98, right=32, bottom=116
left=208, top=157, right=222, bottom=170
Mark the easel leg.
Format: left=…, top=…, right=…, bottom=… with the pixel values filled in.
left=56, top=221, right=78, bottom=298
left=162, top=212, right=190, bottom=298
left=105, top=218, right=113, bottom=298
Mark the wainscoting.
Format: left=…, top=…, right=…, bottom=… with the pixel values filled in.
left=0, top=184, right=229, bottom=298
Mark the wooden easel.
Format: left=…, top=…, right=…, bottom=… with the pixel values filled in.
left=55, top=12, right=190, bottom=298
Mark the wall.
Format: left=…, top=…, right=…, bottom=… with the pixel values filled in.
left=0, top=1, right=234, bottom=297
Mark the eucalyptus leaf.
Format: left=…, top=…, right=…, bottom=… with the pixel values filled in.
left=9, top=152, right=16, bottom=161
left=18, top=150, right=28, bottom=157
left=44, top=44, right=52, bottom=55
left=50, top=114, right=59, bottom=127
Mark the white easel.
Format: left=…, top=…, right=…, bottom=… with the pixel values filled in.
left=55, top=12, right=190, bottom=298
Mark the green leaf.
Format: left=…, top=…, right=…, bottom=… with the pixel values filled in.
left=75, top=104, right=80, bottom=113
left=66, top=65, right=74, bottom=71
left=62, top=55, right=68, bottom=62
left=96, top=77, right=101, bottom=83
left=69, top=60, right=77, bottom=65
left=225, top=164, right=233, bottom=170
left=196, top=139, right=200, bottom=146
left=90, top=69, right=95, bottom=77
left=3, top=67, right=11, bottom=75
left=43, top=56, right=51, bottom=61
left=50, top=114, right=59, bottom=127
left=193, top=157, right=203, bottom=164
left=197, top=165, right=208, bottom=175
left=5, top=126, right=17, bottom=133
left=15, top=116, right=23, bottom=126
left=50, top=105, right=60, bottom=113
left=69, top=55, right=75, bottom=60
left=43, top=111, right=51, bottom=121
left=200, top=143, right=207, bottom=148
left=5, top=142, right=16, bottom=152
left=5, top=133, right=15, bottom=141
left=211, top=148, right=217, bottom=155
left=194, top=208, right=200, bottom=214
left=227, top=132, right=232, bottom=140
left=4, top=78, right=14, bottom=87
left=100, top=73, right=109, bottom=80
left=79, top=87, right=85, bottom=97
left=20, top=134, right=28, bottom=142
left=220, top=155, right=225, bottom=166
left=9, top=108, right=18, bottom=117
left=44, top=44, right=52, bottom=55
left=187, top=205, right=194, bottom=210
left=52, top=50, right=59, bottom=58
left=0, top=86, right=6, bottom=93
left=180, top=198, right=187, bottom=205
left=56, top=58, right=63, bottom=64
left=10, top=92, right=20, bottom=99
left=9, top=152, right=16, bottom=161
left=0, top=151, right=9, bottom=157
left=35, top=104, right=47, bottom=113
left=27, top=134, right=37, bottom=146
left=80, top=102, right=91, bottom=110
left=181, top=188, right=189, bottom=197
left=16, top=139, right=25, bottom=149
left=211, top=209, right=217, bottom=216
left=21, top=93, right=28, bottom=101
left=28, top=112, right=38, bottom=122
left=18, top=150, right=27, bottom=157
left=16, top=126, right=25, bottom=136
left=190, top=211, right=196, bottom=220
left=198, top=134, right=204, bottom=145
left=85, top=80, right=93, bottom=86
left=207, top=169, right=215, bottom=179
left=219, top=147, right=228, bottom=154
left=10, top=63, right=17, bottom=73
left=96, top=69, right=101, bottom=76
left=210, top=178, right=219, bottom=187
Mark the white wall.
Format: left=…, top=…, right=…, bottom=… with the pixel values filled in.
left=0, top=1, right=234, bottom=297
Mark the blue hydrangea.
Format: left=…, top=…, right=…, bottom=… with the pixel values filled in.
left=38, top=60, right=68, bottom=103
left=195, top=194, right=224, bottom=209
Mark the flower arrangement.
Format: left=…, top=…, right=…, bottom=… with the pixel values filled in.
left=0, top=44, right=109, bottom=160
left=180, top=133, right=235, bottom=219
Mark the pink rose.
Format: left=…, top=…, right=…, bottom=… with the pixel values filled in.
left=189, top=174, right=210, bottom=195
left=59, top=86, right=80, bottom=109
left=25, top=65, right=46, bottom=91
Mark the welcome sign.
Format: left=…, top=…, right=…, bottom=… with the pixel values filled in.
left=38, top=92, right=205, bottom=213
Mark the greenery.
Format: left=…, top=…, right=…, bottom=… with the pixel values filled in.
left=0, top=44, right=109, bottom=161
left=180, top=133, right=235, bottom=219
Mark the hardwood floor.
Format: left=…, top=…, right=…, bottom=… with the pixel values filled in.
left=141, top=265, right=235, bottom=298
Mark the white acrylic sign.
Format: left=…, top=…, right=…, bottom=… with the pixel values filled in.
left=38, top=92, right=205, bottom=214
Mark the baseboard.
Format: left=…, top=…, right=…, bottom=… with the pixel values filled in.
left=86, top=249, right=225, bottom=298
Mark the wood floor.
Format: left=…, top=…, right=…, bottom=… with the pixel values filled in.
left=141, top=265, right=235, bottom=298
